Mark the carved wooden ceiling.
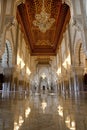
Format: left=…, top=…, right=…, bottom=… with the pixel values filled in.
left=16, top=0, right=70, bottom=56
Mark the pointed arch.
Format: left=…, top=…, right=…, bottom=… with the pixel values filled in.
left=2, top=40, right=12, bottom=67
left=74, top=39, right=85, bottom=66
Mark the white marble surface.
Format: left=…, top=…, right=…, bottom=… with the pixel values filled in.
left=0, top=91, right=87, bottom=130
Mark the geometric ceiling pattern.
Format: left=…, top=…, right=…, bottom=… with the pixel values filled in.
left=16, top=0, right=70, bottom=56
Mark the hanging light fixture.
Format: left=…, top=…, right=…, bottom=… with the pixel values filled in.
left=33, top=0, right=55, bottom=33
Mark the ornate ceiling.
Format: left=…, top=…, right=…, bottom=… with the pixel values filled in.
left=16, top=0, right=70, bottom=56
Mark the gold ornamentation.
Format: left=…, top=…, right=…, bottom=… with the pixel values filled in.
left=36, top=40, right=53, bottom=46
left=33, top=0, right=55, bottom=33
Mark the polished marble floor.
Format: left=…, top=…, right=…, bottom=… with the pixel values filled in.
left=0, top=91, right=87, bottom=130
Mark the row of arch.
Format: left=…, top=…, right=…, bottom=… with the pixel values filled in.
left=1, top=40, right=12, bottom=68
left=0, top=0, right=87, bottom=93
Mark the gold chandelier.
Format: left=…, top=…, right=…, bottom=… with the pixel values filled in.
left=33, top=0, right=55, bottom=33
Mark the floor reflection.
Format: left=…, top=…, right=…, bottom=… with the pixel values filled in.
left=0, top=91, right=87, bottom=130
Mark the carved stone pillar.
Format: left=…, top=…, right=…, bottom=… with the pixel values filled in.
left=81, top=29, right=87, bottom=57
left=0, top=0, right=7, bottom=34
left=68, top=73, right=72, bottom=94
left=72, top=66, right=84, bottom=92
left=0, top=15, right=15, bottom=58
left=72, top=0, right=87, bottom=57
left=0, top=0, right=7, bottom=57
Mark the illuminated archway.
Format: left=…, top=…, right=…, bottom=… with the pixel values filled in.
left=2, top=40, right=12, bottom=67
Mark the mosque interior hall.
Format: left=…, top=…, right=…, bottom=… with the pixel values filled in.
left=0, top=0, right=87, bottom=130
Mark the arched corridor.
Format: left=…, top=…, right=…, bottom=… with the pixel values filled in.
left=0, top=0, right=87, bottom=130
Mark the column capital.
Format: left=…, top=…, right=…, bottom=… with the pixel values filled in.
left=72, top=16, right=83, bottom=31
left=5, top=16, right=15, bottom=25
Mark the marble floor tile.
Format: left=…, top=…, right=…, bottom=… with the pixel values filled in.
left=0, top=91, right=87, bottom=130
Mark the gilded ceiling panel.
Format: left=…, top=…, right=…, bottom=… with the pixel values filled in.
left=17, top=0, right=70, bottom=55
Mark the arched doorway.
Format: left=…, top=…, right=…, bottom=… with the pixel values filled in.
left=1, top=40, right=12, bottom=91
left=40, top=76, right=48, bottom=92
left=74, top=40, right=86, bottom=91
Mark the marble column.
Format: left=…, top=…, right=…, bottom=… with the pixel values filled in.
left=73, top=66, right=84, bottom=92
left=79, top=0, right=87, bottom=57
left=0, top=0, right=7, bottom=34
